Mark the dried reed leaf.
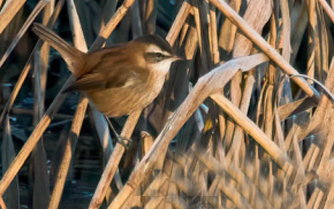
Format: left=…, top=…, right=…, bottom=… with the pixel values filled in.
left=278, top=97, right=317, bottom=121
left=2, top=116, right=19, bottom=209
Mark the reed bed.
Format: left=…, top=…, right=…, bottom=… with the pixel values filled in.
left=0, top=0, right=333, bottom=208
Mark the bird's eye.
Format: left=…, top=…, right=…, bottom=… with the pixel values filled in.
left=144, top=52, right=168, bottom=63
left=155, top=53, right=164, bottom=58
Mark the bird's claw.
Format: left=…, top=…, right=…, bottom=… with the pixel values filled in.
left=116, top=136, right=133, bottom=150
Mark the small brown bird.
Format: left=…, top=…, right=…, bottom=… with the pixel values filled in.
left=32, top=23, right=181, bottom=118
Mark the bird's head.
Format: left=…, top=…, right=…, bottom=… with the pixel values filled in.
left=129, top=34, right=182, bottom=74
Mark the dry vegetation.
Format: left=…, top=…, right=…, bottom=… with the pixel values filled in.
left=0, top=0, right=334, bottom=208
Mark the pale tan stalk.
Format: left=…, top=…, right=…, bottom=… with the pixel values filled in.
left=209, top=0, right=321, bottom=100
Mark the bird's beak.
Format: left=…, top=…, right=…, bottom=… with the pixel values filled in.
left=171, top=55, right=184, bottom=62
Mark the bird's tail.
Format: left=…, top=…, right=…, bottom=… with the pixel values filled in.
left=32, top=23, right=85, bottom=77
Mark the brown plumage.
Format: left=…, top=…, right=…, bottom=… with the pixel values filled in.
left=32, top=23, right=181, bottom=117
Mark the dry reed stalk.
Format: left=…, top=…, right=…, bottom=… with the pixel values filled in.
left=90, top=0, right=136, bottom=49
left=0, top=0, right=28, bottom=34
left=279, top=0, right=291, bottom=62
left=32, top=52, right=50, bottom=208
left=225, top=70, right=254, bottom=164
left=143, top=196, right=164, bottom=209
left=273, top=112, right=286, bottom=151
left=319, top=0, right=334, bottom=23
left=209, top=0, right=321, bottom=100
left=209, top=3, right=219, bottom=64
left=291, top=135, right=307, bottom=206
left=165, top=1, right=191, bottom=46
left=130, top=0, right=143, bottom=38
left=218, top=0, right=241, bottom=54
left=48, top=97, right=88, bottom=209
left=68, top=2, right=125, bottom=198
left=309, top=187, right=325, bottom=208
left=0, top=76, right=73, bottom=196
left=0, top=0, right=66, bottom=196
left=324, top=184, right=334, bottom=208
left=284, top=58, right=334, bottom=151
left=0, top=0, right=136, bottom=197
left=0, top=0, right=47, bottom=69
left=163, top=22, right=198, bottom=126
left=31, top=1, right=55, bottom=207
left=311, top=111, right=334, bottom=173
left=216, top=179, right=252, bottom=209
left=9, top=108, right=74, bottom=119
left=44, top=5, right=89, bottom=207
left=192, top=0, right=213, bottom=73
left=143, top=0, right=157, bottom=34
left=91, top=109, right=124, bottom=205
left=0, top=196, right=7, bottom=209
left=167, top=195, right=188, bottom=209
left=89, top=111, right=141, bottom=208
left=211, top=94, right=293, bottom=172
left=107, top=54, right=271, bottom=208
left=291, top=1, right=308, bottom=64
left=194, top=147, right=274, bottom=208
left=101, top=0, right=117, bottom=28
left=226, top=0, right=271, bottom=155
left=206, top=177, right=223, bottom=208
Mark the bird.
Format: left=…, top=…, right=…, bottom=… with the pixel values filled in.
left=32, top=23, right=182, bottom=118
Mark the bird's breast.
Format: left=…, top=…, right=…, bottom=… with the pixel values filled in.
left=86, top=73, right=165, bottom=117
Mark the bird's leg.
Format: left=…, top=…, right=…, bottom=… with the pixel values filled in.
left=104, top=116, right=132, bottom=149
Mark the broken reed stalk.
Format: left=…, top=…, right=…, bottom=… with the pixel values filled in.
left=209, top=0, right=321, bottom=100
left=107, top=54, right=277, bottom=208
left=0, top=0, right=136, bottom=196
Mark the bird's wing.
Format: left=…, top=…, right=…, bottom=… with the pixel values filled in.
left=63, top=65, right=147, bottom=92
